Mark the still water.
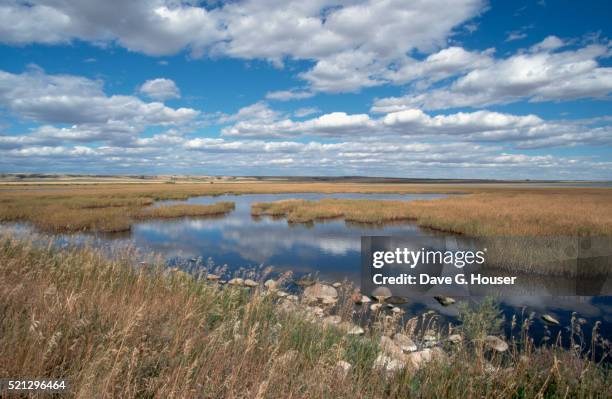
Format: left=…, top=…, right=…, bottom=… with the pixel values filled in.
left=2, top=192, right=610, bottom=344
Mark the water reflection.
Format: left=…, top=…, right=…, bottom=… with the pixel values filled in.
left=1, top=192, right=609, bottom=341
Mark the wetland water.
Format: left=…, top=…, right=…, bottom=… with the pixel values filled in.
left=2, top=192, right=610, bottom=343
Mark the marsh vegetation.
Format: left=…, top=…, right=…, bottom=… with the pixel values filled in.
left=0, top=237, right=609, bottom=398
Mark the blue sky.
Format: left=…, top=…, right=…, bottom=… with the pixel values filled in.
left=0, top=0, right=610, bottom=179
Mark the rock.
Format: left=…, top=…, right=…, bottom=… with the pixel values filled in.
left=541, top=314, right=560, bottom=326
left=434, top=296, right=456, bottom=306
left=264, top=279, right=277, bottom=290
left=385, top=296, right=409, bottom=305
left=407, top=348, right=439, bottom=370
left=287, top=295, right=299, bottom=302
left=308, top=306, right=325, bottom=318
left=335, top=360, right=352, bottom=377
left=577, top=317, right=588, bottom=325
left=374, top=354, right=405, bottom=373
left=332, top=282, right=342, bottom=288
left=322, top=315, right=342, bottom=326
left=244, top=279, right=258, bottom=287
left=228, top=278, right=244, bottom=286
left=303, top=283, right=338, bottom=303
left=370, top=303, right=382, bottom=312
left=218, top=280, right=227, bottom=285
left=347, top=325, right=365, bottom=335
left=322, top=297, right=338, bottom=305
left=447, top=334, right=463, bottom=344
left=394, top=333, right=417, bottom=353
left=296, top=276, right=316, bottom=287
left=206, top=273, right=220, bottom=281
left=360, top=295, right=372, bottom=304
left=485, top=335, right=509, bottom=352
left=276, top=290, right=288, bottom=298
left=279, top=299, right=298, bottom=313
left=380, top=336, right=404, bottom=358
left=391, top=307, right=403, bottom=314
left=372, top=287, right=392, bottom=302
left=423, top=330, right=438, bottom=342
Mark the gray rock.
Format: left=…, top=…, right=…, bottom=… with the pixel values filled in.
left=374, top=354, right=405, bottom=373
left=322, top=315, right=342, bottom=326
left=346, top=325, right=365, bottom=335
left=447, top=334, right=463, bottom=344
left=264, top=279, right=277, bottom=290
left=228, top=278, right=244, bottom=286
left=244, top=279, right=258, bottom=287
left=380, top=336, right=404, bottom=358
left=335, top=360, right=352, bottom=377
left=394, top=333, right=417, bottom=353
left=303, top=283, right=338, bottom=303
left=434, top=296, right=456, bottom=306
left=372, top=287, right=392, bottom=302
left=385, top=296, right=409, bottom=305
left=541, top=314, right=560, bottom=325
left=485, top=335, right=509, bottom=352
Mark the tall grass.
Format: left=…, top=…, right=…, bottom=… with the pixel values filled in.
left=0, top=236, right=609, bottom=398
left=252, top=190, right=612, bottom=236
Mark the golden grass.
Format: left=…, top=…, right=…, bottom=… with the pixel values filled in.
left=0, top=238, right=609, bottom=398
left=252, top=190, right=612, bottom=236
left=135, top=202, right=235, bottom=219
left=1, top=182, right=611, bottom=236
left=0, top=236, right=609, bottom=398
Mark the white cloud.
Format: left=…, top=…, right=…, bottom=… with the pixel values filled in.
left=0, top=67, right=199, bottom=145
left=265, top=89, right=314, bottom=101
left=0, top=0, right=485, bottom=93
left=139, top=78, right=180, bottom=100
left=372, top=37, right=612, bottom=112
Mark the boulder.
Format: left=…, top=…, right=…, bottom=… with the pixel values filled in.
left=485, top=335, right=508, bottom=352
left=372, top=287, right=392, bottom=302
left=335, top=360, right=352, bottom=377
left=541, top=314, right=560, bottom=326
left=264, top=279, right=277, bottom=290
left=370, top=303, right=382, bottom=312
left=244, top=279, right=258, bottom=287
left=374, top=354, right=405, bottom=373
left=434, top=296, right=456, bottom=306
left=228, top=278, right=244, bottom=286
left=380, top=336, right=404, bottom=358
left=206, top=273, right=220, bottom=281
left=303, top=283, right=338, bottom=303
left=447, top=334, right=463, bottom=344
left=394, top=333, right=417, bottom=353
left=346, top=325, right=365, bottom=335
left=332, top=282, right=342, bottom=288
left=385, top=296, right=409, bottom=305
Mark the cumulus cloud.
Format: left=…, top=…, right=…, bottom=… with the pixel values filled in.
left=139, top=78, right=180, bottom=100
left=0, top=67, right=199, bottom=145
left=372, top=37, right=612, bottom=112
left=0, top=0, right=485, bottom=93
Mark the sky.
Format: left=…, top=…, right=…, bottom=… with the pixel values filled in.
left=0, top=0, right=611, bottom=179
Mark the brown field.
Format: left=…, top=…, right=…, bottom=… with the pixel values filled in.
left=0, top=237, right=608, bottom=398
left=0, top=182, right=611, bottom=235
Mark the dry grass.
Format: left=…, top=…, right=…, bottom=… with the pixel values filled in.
left=135, top=202, right=235, bottom=219
left=0, top=237, right=609, bottom=398
left=252, top=190, right=612, bottom=236
left=1, top=182, right=611, bottom=236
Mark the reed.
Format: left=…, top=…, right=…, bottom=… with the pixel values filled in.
left=0, top=236, right=609, bottom=398
left=252, top=190, right=612, bottom=236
